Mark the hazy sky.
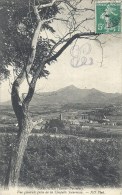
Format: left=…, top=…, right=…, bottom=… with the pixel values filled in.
left=0, top=1, right=122, bottom=102
left=0, top=34, right=122, bottom=102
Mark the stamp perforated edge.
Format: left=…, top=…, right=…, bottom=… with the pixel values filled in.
left=95, top=0, right=122, bottom=33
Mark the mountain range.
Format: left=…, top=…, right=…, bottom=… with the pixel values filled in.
left=31, top=85, right=122, bottom=106
left=1, top=85, right=122, bottom=106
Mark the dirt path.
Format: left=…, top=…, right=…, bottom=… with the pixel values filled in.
left=0, top=132, right=110, bottom=142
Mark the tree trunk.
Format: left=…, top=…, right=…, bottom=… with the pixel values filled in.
left=4, top=81, right=33, bottom=187
left=8, top=119, right=32, bottom=186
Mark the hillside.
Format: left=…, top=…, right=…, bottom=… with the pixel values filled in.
left=1, top=85, right=122, bottom=106
left=31, top=85, right=122, bottom=106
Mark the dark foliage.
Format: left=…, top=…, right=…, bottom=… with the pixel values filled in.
left=20, top=136, right=121, bottom=187
left=0, top=0, right=59, bottom=80
left=0, top=134, right=121, bottom=187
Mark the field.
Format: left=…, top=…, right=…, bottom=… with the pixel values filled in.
left=0, top=134, right=121, bottom=188
left=0, top=104, right=122, bottom=187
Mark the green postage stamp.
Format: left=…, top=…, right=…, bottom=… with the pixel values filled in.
left=95, top=1, right=121, bottom=33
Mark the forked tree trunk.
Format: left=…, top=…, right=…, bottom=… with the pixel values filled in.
left=4, top=81, right=33, bottom=187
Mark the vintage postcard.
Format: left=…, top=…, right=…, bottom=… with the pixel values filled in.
left=0, top=0, right=122, bottom=194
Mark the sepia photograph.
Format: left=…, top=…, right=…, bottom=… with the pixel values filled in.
left=0, top=0, right=122, bottom=194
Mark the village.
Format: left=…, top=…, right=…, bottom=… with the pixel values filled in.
left=0, top=104, right=122, bottom=137
left=33, top=106, right=122, bottom=136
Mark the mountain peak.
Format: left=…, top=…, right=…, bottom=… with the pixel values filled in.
left=65, top=85, right=79, bottom=90
left=90, top=88, right=100, bottom=92
left=57, top=85, right=80, bottom=92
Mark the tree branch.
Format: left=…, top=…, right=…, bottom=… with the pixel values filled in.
left=45, top=32, right=97, bottom=63
left=23, top=82, right=36, bottom=104
left=38, top=0, right=57, bottom=9
left=30, top=32, right=98, bottom=86
left=65, top=1, right=94, bottom=12
left=26, top=6, right=55, bottom=74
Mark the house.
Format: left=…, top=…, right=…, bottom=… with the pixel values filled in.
left=80, top=113, right=89, bottom=123
left=69, top=119, right=80, bottom=125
